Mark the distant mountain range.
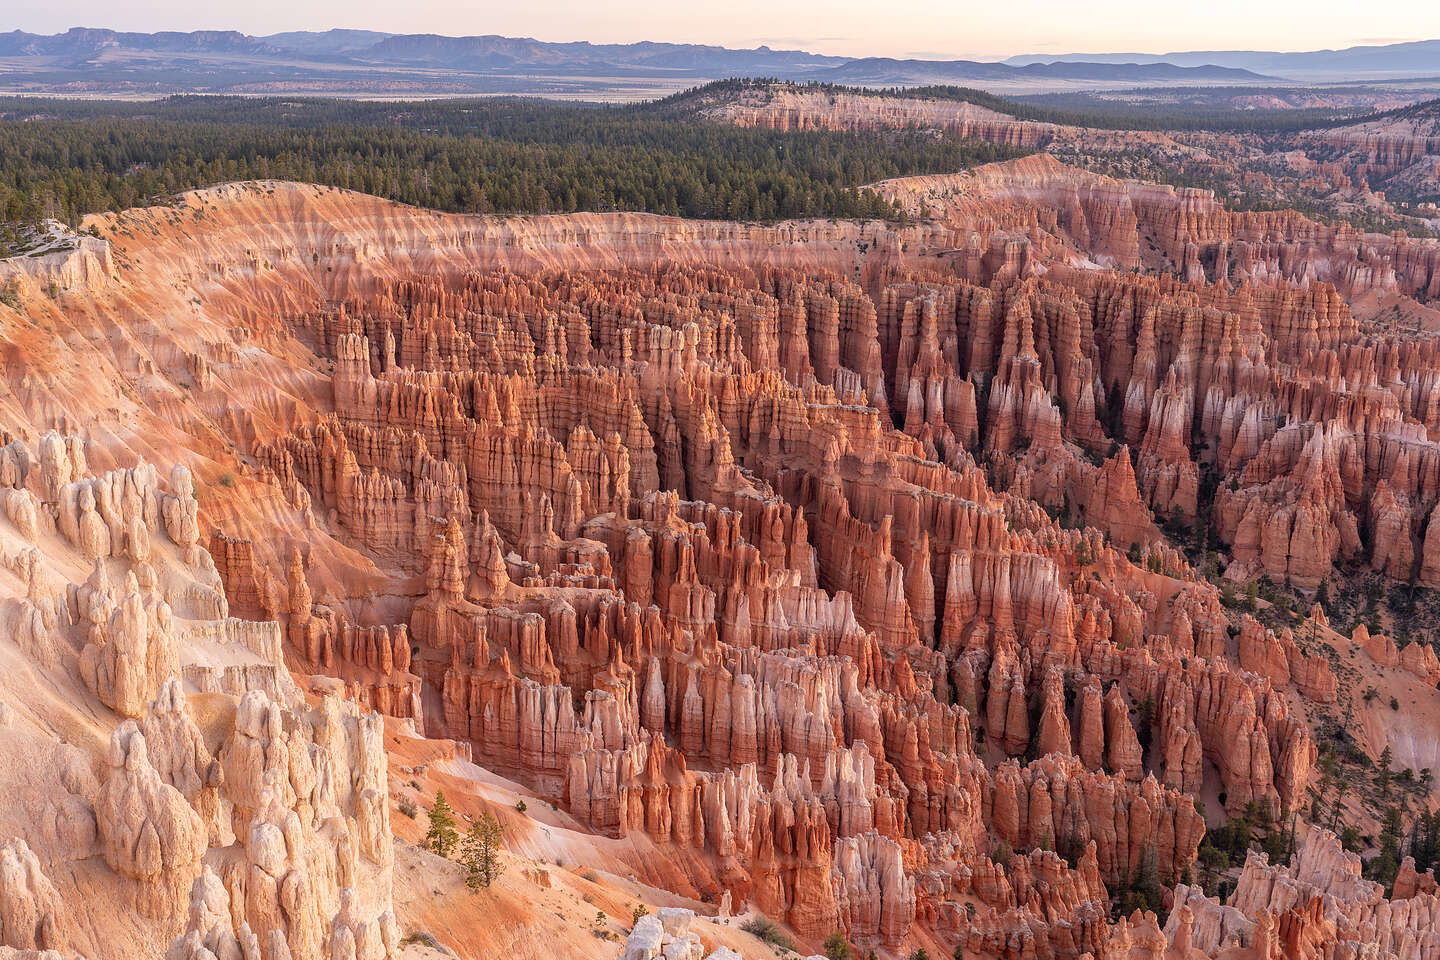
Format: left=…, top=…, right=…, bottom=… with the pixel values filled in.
left=1, top=28, right=1435, bottom=99
left=0, top=28, right=841, bottom=71
left=1005, top=39, right=1440, bottom=78
left=0, top=27, right=1274, bottom=98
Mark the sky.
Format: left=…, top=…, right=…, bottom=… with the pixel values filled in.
left=8, top=0, right=1440, bottom=60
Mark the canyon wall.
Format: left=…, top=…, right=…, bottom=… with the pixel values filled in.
left=2, top=163, right=1439, bottom=958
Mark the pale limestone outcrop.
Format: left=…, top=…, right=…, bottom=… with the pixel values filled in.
left=168, top=689, right=396, bottom=960
left=0, top=448, right=394, bottom=958
left=0, top=839, right=64, bottom=952
left=0, top=439, right=31, bottom=492
left=36, top=432, right=84, bottom=504
left=141, top=680, right=230, bottom=847
left=94, top=721, right=207, bottom=917
left=6, top=549, right=68, bottom=668
left=622, top=909, right=703, bottom=960
left=79, top=572, right=179, bottom=718
left=161, top=464, right=202, bottom=564
left=57, top=463, right=159, bottom=563
left=1, top=488, right=41, bottom=544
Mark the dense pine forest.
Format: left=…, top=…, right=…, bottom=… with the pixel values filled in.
left=4, top=87, right=1430, bottom=239
left=0, top=95, right=1027, bottom=228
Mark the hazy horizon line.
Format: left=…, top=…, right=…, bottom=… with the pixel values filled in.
left=5, top=20, right=1437, bottom=64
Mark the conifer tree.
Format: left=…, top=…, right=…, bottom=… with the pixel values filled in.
left=461, top=811, right=505, bottom=890
left=424, top=790, right=459, bottom=858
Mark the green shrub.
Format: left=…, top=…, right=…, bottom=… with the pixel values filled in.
left=823, top=931, right=855, bottom=960
left=741, top=915, right=795, bottom=952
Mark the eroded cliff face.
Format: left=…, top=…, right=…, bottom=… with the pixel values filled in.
left=1297, top=108, right=1440, bottom=208
left=872, top=155, right=1440, bottom=301
left=710, top=87, right=1053, bottom=150
left=1, top=167, right=1439, bottom=960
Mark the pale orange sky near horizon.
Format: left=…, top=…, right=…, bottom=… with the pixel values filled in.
left=10, top=0, right=1440, bottom=60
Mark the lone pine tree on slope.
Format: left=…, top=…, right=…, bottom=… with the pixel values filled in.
left=462, top=811, right=505, bottom=891
left=425, top=790, right=460, bottom=858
